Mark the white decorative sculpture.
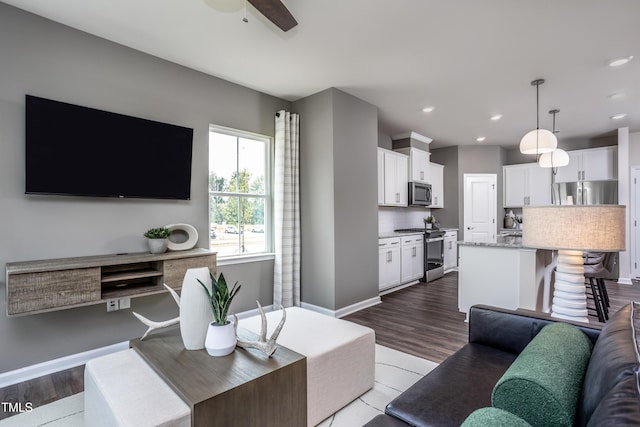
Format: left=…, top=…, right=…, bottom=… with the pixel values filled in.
left=164, top=223, right=199, bottom=251
left=234, top=302, right=286, bottom=357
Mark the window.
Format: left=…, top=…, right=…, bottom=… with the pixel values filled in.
left=208, top=126, right=272, bottom=257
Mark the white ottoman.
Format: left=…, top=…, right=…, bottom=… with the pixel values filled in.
left=84, top=349, right=191, bottom=427
left=239, top=307, right=375, bottom=426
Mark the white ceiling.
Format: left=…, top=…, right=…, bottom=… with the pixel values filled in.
left=4, top=0, right=639, bottom=149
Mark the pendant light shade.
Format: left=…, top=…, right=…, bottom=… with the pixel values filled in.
left=520, top=129, right=558, bottom=155
left=539, top=108, right=569, bottom=168
left=539, top=148, right=569, bottom=167
left=520, top=79, right=558, bottom=155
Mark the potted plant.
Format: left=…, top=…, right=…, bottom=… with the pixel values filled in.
left=144, top=227, right=172, bottom=254
left=198, top=271, right=241, bottom=356
left=425, top=216, right=434, bottom=229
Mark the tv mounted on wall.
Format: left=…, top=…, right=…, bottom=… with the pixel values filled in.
left=25, top=95, right=193, bottom=200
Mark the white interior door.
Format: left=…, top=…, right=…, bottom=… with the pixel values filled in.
left=463, top=174, right=497, bottom=243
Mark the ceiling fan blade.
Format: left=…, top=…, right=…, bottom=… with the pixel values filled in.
left=247, top=0, right=298, bottom=32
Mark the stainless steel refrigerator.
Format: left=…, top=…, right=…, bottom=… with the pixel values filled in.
left=551, top=180, right=618, bottom=205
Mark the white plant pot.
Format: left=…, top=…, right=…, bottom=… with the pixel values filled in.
left=179, top=267, right=214, bottom=350
left=147, top=238, right=169, bottom=254
left=204, top=321, right=237, bottom=356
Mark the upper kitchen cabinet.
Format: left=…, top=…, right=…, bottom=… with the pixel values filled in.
left=391, top=132, right=433, bottom=184
left=430, top=162, right=444, bottom=208
left=503, top=163, right=551, bottom=207
left=555, top=146, right=618, bottom=183
left=378, top=148, right=408, bottom=206
left=395, top=147, right=431, bottom=183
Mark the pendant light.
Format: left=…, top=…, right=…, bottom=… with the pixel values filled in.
left=539, top=109, right=569, bottom=169
left=519, top=79, right=558, bottom=155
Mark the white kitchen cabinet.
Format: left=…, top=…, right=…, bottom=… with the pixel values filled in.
left=378, top=237, right=401, bottom=291
left=429, top=162, right=444, bottom=208
left=395, top=147, right=430, bottom=183
left=503, top=163, right=551, bottom=207
left=378, top=148, right=408, bottom=206
left=555, top=146, right=618, bottom=183
left=400, top=234, right=424, bottom=283
left=443, top=230, right=458, bottom=272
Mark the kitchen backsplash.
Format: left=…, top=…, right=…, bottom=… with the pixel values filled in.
left=378, top=207, right=433, bottom=234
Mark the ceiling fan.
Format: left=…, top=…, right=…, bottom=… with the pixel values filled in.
left=247, top=0, right=298, bottom=32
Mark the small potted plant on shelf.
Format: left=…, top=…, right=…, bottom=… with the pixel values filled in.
left=198, top=271, right=241, bottom=356
left=143, top=227, right=172, bottom=254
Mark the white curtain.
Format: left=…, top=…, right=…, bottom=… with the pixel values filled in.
left=273, top=110, right=300, bottom=307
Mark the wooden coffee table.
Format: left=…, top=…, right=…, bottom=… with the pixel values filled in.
left=130, top=327, right=306, bottom=427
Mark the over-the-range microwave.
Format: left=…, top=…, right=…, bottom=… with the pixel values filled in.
left=408, top=181, right=432, bottom=206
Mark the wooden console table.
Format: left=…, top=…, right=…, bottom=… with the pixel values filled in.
left=130, top=328, right=307, bottom=427
left=5, top=248, right=216, bottom=316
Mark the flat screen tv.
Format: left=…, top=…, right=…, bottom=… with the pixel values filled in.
left=25, top=95, right=193, bottom=200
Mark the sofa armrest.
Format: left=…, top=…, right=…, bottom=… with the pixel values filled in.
left=468, top=305, right=602, bottom=355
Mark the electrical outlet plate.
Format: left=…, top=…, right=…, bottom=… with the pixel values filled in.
left=119, top=298, right=131, bottom=309
left=106, top=300, right=119, bottom=312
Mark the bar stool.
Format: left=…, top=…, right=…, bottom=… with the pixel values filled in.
left=583, top=252, right=615, bottom=322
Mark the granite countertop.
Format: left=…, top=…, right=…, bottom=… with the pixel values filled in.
left=458, top=234, right=529, bottom=248
left=378, top=231, right=421, bottom=239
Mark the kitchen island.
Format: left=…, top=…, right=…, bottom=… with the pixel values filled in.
left=457, top=237, right=553, bottom=320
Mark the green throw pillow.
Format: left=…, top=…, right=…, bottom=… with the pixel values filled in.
left=492, top=322, right=593, bottom=427
left=461, top=407, right=533, bottom=427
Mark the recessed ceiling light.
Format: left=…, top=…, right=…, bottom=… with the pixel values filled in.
left=610, top=113, right=627, bottom=120
left=489, top=114, right=503, bottom=121
left=608, top=56, right=633, bottom=67
left=422, top=106, right=435, bottom=113
left=607, top=93, right=626, bottom=99
left=476, top=137, right=486, bottom=142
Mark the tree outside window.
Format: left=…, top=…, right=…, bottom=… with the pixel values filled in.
left=209, top=127, right=271, bottom=257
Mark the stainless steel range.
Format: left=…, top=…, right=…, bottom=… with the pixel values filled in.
left=394, top=228, right=446, bottom=282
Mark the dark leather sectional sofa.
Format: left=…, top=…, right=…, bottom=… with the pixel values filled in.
left=365, top=303, right=640, bottom=426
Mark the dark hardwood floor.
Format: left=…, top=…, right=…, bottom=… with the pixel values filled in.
left=2, top=271, right=640, bottom=420
left=344, top=272, right=467, bottom=364
left=0, top=365, right=84, bottom=420
left=344, top=271, right=640, bottom=364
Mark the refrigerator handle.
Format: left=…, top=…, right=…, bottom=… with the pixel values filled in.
left=582, top=186, right=588, bottom=204
left=578, top=184, right=582, bottom=205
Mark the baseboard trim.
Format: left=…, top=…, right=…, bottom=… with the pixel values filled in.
left=618, top=277, right=634, bottom=285
left=301, top=296, right=382, bottom=318
left=0, top=341, right=129, bottom=388
left=380, top=280, right=420, bottom=296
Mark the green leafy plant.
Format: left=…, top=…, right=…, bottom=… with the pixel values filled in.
left=143, top=227, right=172, bottom=239
left=425, top=216, right=434, bottom=224
left=198, top=272, right=241, bottom=326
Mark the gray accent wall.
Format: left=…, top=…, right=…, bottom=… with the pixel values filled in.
left=294, top=88, right=379, bottom=311
left=431, top=145, right=506, bottom=230
left=0, top=3, right=288, bottom=372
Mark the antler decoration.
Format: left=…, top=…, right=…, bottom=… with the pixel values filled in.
left=234, top=301, right=286, bottom=357
left=133, top=284, right=181, bottom=340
